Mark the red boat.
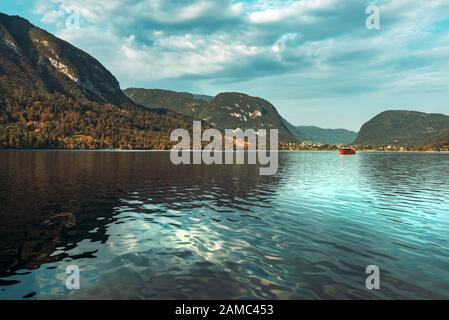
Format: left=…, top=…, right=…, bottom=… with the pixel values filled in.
left=339, top=148, right=356, bottom=155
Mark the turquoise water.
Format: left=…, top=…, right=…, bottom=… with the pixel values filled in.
left=0, top=151, right=448, bottom=299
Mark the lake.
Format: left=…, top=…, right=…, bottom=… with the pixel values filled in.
left=0, top=151, right=448, bottom=299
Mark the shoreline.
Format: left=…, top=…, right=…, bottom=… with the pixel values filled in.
left=0, top=149, right=448, bottom=154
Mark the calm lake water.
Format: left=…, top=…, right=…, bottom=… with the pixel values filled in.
left=0, top=151, right=448, bottom=299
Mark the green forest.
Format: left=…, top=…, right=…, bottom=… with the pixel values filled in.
left=0, top=93, right=193, bottom=150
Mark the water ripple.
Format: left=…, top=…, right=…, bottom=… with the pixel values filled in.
left=0, top=151, right=448, bottom=299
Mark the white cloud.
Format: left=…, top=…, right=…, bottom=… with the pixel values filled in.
left=248, top=0, right=336, bottom=24
left=57, top=26, right=262, bottom=82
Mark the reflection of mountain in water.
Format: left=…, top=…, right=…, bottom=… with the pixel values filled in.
left=0, top=151, right=286, bottom=284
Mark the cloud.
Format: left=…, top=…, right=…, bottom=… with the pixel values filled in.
left=248, top=0, right=336, bottom=24
left=272, top=33, right=299, bottom=55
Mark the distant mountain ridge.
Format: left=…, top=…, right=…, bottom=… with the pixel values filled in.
left=124, top=88, right=206, bottom=116
left=285, top=124, right=357, bottom=144
left=354, top=110, right=449, bottom=146
left=125, top=88, right=298, bottom=143
left=124, top=88, right=364, bottom=145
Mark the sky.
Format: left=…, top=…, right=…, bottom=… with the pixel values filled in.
left=1, top=0, right=449, bottom=131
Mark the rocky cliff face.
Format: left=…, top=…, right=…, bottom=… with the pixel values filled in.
left=0, top=12, right=133, bottom=106
left=198, top=92, right=297, bottom=143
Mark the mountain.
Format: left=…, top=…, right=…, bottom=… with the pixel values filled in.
left=198, top=92, right=297, bottom=142
left=0, top=13, right=133, bottom=106
left=431, top=128, right=449, bottom=149
left=354, top=110, right=449, bottom=146
left=123, top=88, right=207, bottom=116
left=125, top=89, right=298, bottom=143
left=0, top=13, right=193, bottom=149
left=286, top=125, right=357, bottom=144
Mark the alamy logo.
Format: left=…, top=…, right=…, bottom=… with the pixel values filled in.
left=365, top=5, right=381, bottom=30
left=65, top=265, right=80, bottom=290
left=170, top=121, right=278, bottom=176
left=365, top=265, right=380, bottom=290
left=65, top=6, right=80, bottom=30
